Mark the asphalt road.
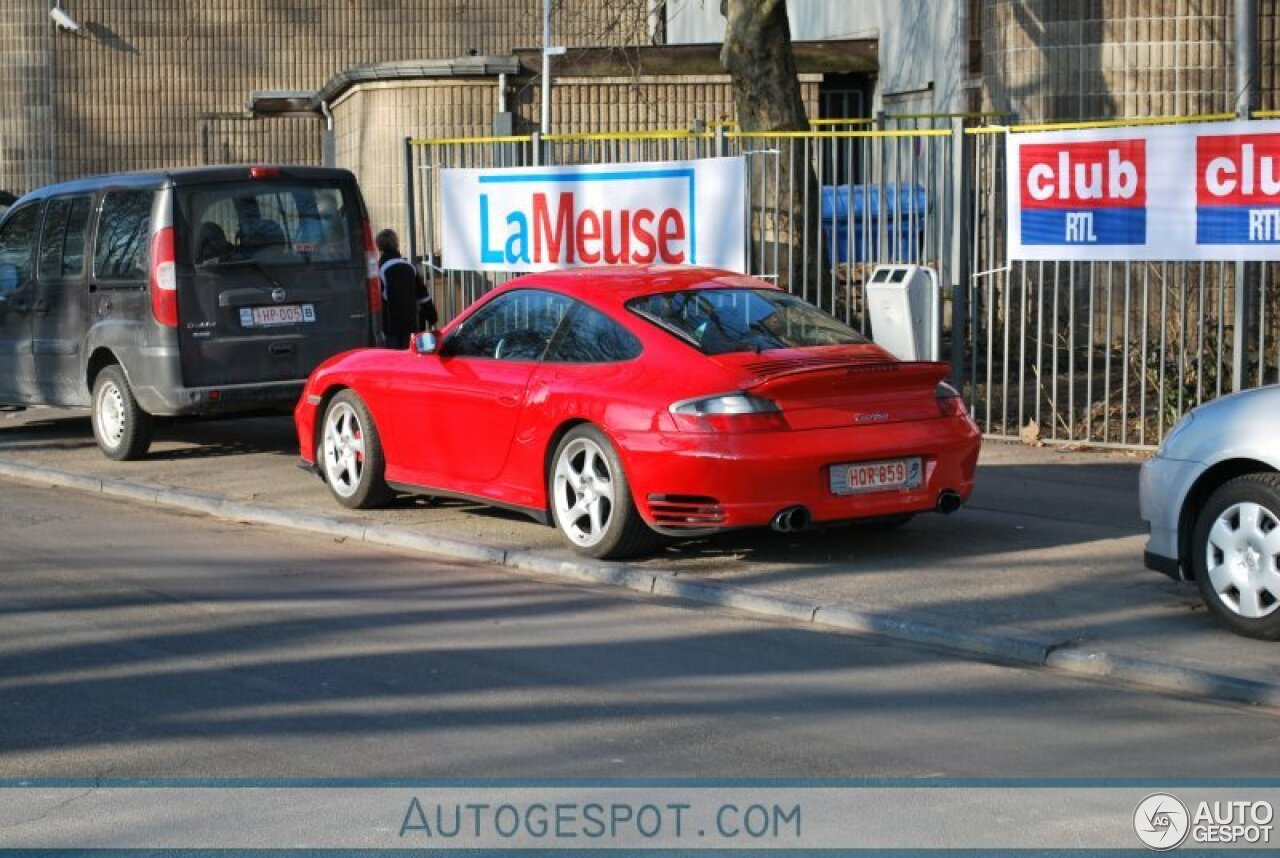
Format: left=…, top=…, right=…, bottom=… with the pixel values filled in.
left=4, top=480, right=1280, bottom=778
left=2, top=407, right=1277, bottom=691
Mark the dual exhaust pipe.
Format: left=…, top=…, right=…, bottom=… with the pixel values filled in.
left=769, top=490, right=964, bottom=534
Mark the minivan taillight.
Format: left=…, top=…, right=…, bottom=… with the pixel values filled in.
left=361, top=220, right=383, bottom=317
left=149, top=226, right=178, bottom=327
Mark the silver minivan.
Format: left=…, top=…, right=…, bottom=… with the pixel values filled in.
left=0, top=165, right=383, bottom=459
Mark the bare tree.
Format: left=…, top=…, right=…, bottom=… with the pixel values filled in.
left=720, top=0, right=828, bottom=296
left=719, top=0, right=807, bottom=132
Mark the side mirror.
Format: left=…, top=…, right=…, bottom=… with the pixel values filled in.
left=412, top=331, right=439, bottom=355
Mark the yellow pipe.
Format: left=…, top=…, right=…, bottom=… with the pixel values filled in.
left=1002, top=113, right=1237, bottom=133
left=542, top=130, right=711, bottom=142
left=410, top=135, right=534, bottom=146
left=728, top=128, right=952, bottom=139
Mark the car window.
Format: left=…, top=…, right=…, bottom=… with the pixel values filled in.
left=38, top=195, right=92, bottom=280
left=627, top=288, right=869, bottom=355
left=0, top=203, right=41, bottom=295
left=94, top=190, right=154, bottom=281
left=446, top=289, right=572, bottom=361
left=184, top=183, right=353, bottom=265
left=546, top=301, right=642, bottom=363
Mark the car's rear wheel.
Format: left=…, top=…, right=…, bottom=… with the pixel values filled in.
left=1191, top=473, right=1280, bottom=640
left=320, top=391, right=392, bottom=509
left=91, top=365, right=152, bottom=461
left=549, top=425, right=661, bottom=559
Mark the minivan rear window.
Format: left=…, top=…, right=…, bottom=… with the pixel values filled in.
left=95, top=190, right=154, bottom=281
left=183, top=182, right=354, bottom=266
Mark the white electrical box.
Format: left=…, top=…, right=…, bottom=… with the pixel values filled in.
left=865, top=264, right=942, bottom=361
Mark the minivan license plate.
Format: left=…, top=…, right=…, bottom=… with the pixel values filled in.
left=829, top=457, right=922, bottom=495
left=241, top=304, right=315, bottom=327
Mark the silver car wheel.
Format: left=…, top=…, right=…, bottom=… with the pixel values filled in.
left=322, top=401, right=367, bottom=499
left=553, top=436, right=616, bottom=548
left=95, top=379, right=126, bottom=448
left=1204, top=500, right=1280, bottom=619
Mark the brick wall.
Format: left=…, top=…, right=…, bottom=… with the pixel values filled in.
left=983, top=0, right=1277, bottom=121
left=0, top=0, right=649, bottom=194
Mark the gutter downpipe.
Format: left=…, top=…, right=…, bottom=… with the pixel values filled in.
left=318, top=99, right=335, bottom=168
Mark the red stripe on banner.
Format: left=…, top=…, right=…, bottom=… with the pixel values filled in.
left=1019, top=140, right=1147, bottom=210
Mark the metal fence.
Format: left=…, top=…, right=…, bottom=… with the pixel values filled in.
left=402, top=114, right=1280, bottom=450
left=405, top=121, right=961, bottom=334
left=965, top=117, right=1280, bottom=449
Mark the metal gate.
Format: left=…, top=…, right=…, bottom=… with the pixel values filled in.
left=402, top=115, right=1280, bottom=450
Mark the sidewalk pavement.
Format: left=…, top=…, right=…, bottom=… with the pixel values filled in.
left=1, top=407, right=1277, bottom=710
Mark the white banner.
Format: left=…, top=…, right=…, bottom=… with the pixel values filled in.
left=1007, top=119, right=1280, bottom=261
left=440, top=157, right=747, bottom=273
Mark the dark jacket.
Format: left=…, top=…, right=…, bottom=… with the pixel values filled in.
left=378, top=253, right=437, bottom=339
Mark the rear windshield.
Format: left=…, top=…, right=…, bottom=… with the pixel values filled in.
left=627, top=288, right=869, bottom=355
left=181, top=181, right=355, bottom=266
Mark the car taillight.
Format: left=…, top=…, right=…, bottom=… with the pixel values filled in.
left=149, top=226, right=177, bottom=327
left=936, top=381, right=967, bottom=417
left=361, top=220, right=383, bottom=316
left=669, top=393, right=787, bottom=433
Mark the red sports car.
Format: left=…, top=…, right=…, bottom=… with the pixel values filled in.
left=295, top=266, right=981, bottom=558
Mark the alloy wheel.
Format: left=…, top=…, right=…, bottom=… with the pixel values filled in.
left=323, top=401, right=366, bottom=499
left=553, top=436, right=616, bottom=548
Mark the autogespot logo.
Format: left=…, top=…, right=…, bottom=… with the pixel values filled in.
left=1134, top=793, right=1190, bottom=851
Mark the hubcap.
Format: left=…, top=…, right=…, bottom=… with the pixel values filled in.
left=553, top=437, right=615, bottom=548
left=1205, top=501, right=1280, bottom=619
left=96, top=382, right=126, bottom=447
left=322, top=402, right=366, bottom=498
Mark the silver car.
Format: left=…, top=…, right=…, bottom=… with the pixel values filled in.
left=1140, top=384, right=1280, bottom=639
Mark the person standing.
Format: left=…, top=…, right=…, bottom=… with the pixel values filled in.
left=375, top=228, right=438, bottom=349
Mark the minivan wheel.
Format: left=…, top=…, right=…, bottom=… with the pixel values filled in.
left=320, top=391, right=392, bottom=509
left=549, top=425, right=662, bottom=559
left=91, top=365, right=153, bottom=460
left=1190, top=473, right=1280, bottom=640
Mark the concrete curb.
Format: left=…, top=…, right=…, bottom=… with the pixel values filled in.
left=1, top=457, right=1277, bottom=712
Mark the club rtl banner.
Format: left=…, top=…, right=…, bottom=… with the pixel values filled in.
left=1008, top=119, right=1280, bottom=261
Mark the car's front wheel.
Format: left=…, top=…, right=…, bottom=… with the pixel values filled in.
left=320, top=391, right=393, bottom=509
left=91, top=365, right=153, bottom=460
left=1191, top=473, right=1280, bottom=640
left=549, top=425, right=661, bottom=559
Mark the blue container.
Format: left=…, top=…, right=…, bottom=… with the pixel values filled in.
left=820, top=184, right=928, bottom=265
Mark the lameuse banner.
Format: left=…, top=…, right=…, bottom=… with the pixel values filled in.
left=1008, top=119, right=1280, bottom=261
left=440, top=157, right=746, bottom=273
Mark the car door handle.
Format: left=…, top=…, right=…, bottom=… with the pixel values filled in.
left=497, top=394, right=520, bottom=407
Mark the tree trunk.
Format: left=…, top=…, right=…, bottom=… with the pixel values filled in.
left=719, top=0, right=807, bottom=133
left=720, top=0, right=829, bottom=299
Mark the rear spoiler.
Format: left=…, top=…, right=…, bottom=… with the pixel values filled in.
left=746, top=360, right=950, bottom=395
